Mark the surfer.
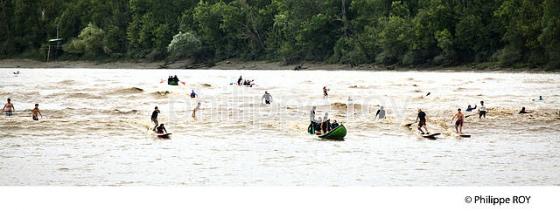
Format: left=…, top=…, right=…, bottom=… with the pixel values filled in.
left=151, top=106, right=160, bottom=131
left=519, top=107, right=528, bottom=114
left=451, top=108, right=465, bottom=134
left=3, top=98, right=15, bottom=116
left=323, top=86, right=329, bottom=98
left=478, top=101, right=487, bottom=118
left=375, top=106, right=386, bottom=120
left=262, top=91, right=273, bottom=104
left=192, top=102, right=202, bottom=119
left=190, top=90, right=198, bottom=98
left=416, top=109, right=430, bottom=134
left=156, top=124, right=167, bottom=134
left=31, top=104, right=43, bottom=121
left=466, top=104, right=477, bottom=112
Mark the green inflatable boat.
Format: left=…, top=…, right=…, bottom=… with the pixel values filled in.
left=318, top=124, right=347, bottom=140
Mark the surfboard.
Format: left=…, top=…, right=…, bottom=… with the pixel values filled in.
left=459, top=134, right=471, bottom=138
left=156, top=133, right=172, bottom=139
left=422, top=133, right=441, bottom=139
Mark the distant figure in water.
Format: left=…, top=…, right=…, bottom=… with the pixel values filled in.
left=151, top=106, right=160, bottom=131
left=190, top=90, right=198, bottom=98
left=478, top=101, right=487, bottom=119
left=323, top=86, right=329, bottom=98
left=451, top=108, right=465, bottom=134
left=262, top=91, right=273, bottom=104
left=192, top=102, right=202, bottom=119
left=416, top=109, right=430, bottom=134
left=466, top=104, right=477, bottom=112
left=31, top=104, right=43, bottom=121
left=375, top=106, right=386, bottom=120
left=3, top=98, right=15, bottom=116
left=533, top=96, right=544, bottom=101
left=237, top=75, right=243, bottom=86
left=156, top=124, right=167, bottom=134
left=426, top=92, right=431, bottom=97
left=519, top=107, right=528, bottom=114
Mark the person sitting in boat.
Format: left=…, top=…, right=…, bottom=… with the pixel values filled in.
left=190, top=90, right=198, bottom=98
left=330, top=120, right=339, bottom=129
left=466, top=104, right=477, bottom=112
left=156, top=124, right=167, bottom=134
left=173, top=75, right=179, bottom=83
left=167, top=76, right=173, bottom=84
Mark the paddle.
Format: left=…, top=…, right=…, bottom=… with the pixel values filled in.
left=404, top=122, right=416, bottom=127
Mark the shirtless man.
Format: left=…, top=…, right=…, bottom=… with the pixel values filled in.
left=3, top=98, right=15, bottom=116
left=451, top=108, right=465, bottom=134
left=32, top=104, right=43, bottom=121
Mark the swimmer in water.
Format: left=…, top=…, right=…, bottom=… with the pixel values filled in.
left=31, top=104, right=43, bottom=121
left=3, top=98, right=15, bottom=116
left=466, top=104, right=477, bottom=112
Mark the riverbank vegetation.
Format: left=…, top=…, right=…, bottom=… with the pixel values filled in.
left=0, top=0, right=559, bottom=69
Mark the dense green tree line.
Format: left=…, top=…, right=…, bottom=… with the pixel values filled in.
left=0, top=0, right=559, bottom=69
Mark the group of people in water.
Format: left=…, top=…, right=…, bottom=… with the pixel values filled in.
left=4, top=71, right=550, bottom=139
left=414, top=101, right=488, bottom=135
left=2, top=98, right=43, bottom=121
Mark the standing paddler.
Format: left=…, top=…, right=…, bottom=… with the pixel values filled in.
left=151, top=106, right=160, bottom=131
left=451, top=108, right=465, bottom=134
